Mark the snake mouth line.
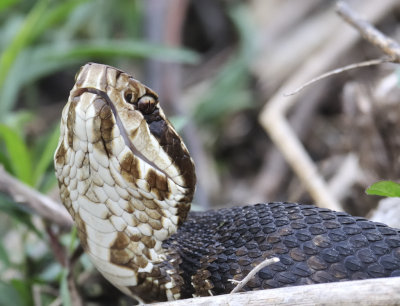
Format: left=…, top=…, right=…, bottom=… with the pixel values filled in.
left=74, top=87, right=182, bottom=188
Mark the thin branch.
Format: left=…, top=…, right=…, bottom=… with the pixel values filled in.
left=0, top=166, right=73, bottom=228
left=336, top=1, right=400, bottom=62
left=230, top=257, right=279, bottom=294
left=285, top=57, right=391, bottom=96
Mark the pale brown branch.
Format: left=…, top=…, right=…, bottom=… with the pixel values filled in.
left=284, top=57, right=391, bottom=96
left=230, top=257, right=279, bottom=294
left=336, top=1, right=400, bottom=62
left=0, top=166, right=73, bottom=228
left=153, top=277, right=400, bottom=306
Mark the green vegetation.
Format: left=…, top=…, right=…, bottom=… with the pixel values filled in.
left=366, top=180, right=400, bottom=198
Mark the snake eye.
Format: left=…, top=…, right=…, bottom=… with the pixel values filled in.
left=137, top=95, right=157, bottom=114
left=124, top=91, right=134, bottom=104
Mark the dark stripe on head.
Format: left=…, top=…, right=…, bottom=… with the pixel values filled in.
left=144, top=111, right=196, bottom=192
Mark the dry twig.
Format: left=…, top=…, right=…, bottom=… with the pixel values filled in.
left=337, top=1, right=400, bottom=62
left=230, top=257, right=279, bottom=294
left=285, top=57, right=391, bottom=96
left=0, top=166, right=73, bottom=228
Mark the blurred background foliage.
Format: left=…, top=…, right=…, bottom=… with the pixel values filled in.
left=1, top=0, right=400, bottom=305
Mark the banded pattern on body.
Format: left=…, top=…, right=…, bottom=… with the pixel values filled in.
left=55, top=63, right=400, bottom=303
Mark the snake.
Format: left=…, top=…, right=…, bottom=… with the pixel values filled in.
left=54, top=63, right=400, bottom=303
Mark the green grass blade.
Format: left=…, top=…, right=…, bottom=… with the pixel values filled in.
left=0, top=124, right=32, bottom=185
left=0, top=150, right=13, bottom=175
left=0, top=0, right=19, bottom=12
left=366, top=180, right=400, bottom=197
left=48, top=40, right=200, bottom=63
left=0, top=0, right=50, bottom=93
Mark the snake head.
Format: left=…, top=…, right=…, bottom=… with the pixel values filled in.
left=56, top=63, right=196, bottom=226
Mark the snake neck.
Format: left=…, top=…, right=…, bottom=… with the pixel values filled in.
left=55, top=63, right=196, bottom=301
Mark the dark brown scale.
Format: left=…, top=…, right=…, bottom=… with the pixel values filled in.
left=144, top=109, right=196, bottom=191
left=162, top=202, right=400, bottom=298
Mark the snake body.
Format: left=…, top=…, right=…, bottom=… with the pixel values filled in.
left=55, top=63, right=400, bottom=302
